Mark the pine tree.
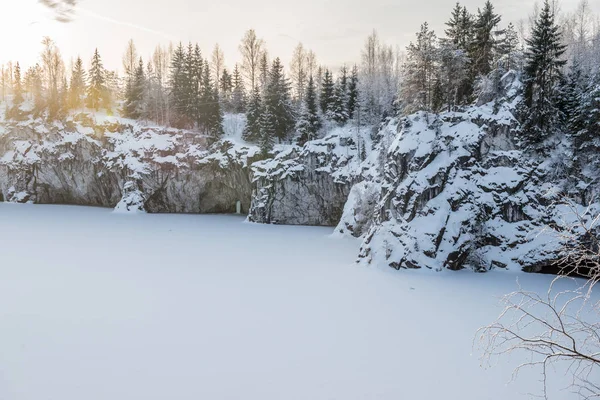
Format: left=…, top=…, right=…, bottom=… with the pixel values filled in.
left=243, top=87, right=262, bottom=141
left=86, top=49, right=107, bottom=111
left=471, top=0, right=501, bottom=77
left=296, top=76, right=322, bottom=145
left=123, top=58, right=146, bottom=119
left=169, top=43, right=189, bottom=127
left=402, top=22, right=438, bottom=113
left=560, top=61, right=586, bottom=137
left=431, top=73, right=444, bottom=112
left=220, top=67, right=233, bottom=111
left=200, top=60, right=223, bottom=137
left=522, top=0, right=567, bottom=145
left=12, top=62, right=23, bottom=107
left=573, top=72, right=600, bottom=155
left=190, top=44, right=204, bottom=125
left=231, top=64, right=246, bottom=113
left=259, top=108, right=275, bottom=156
left=445, top=3, right=469, bottom=48
left=220, top=68, right=233, bottom=94
left=262, top=57, right=295, bottom=143
left=320, top=69, right=335, bottom=116
left=25, top=65, right=44, bottom=113
left=331, top=74, right=349, bottom=124
left=259, top=52, right=269, bottom=93
left=69, top=56, right=86, bottom=109
left=347, top=65, right=359, bottom=120
left=497, top=22, right=520, bottom=71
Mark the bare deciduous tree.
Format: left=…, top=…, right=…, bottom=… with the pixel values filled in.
left=123, top=39, right=138, bottom=79
left=211, top=44, right=225, bottom=91
left=478, top=201, right=600, bottom=399
left=290, top=43, right=307, bottom=103
left=238, top=29, right=264, bottom=92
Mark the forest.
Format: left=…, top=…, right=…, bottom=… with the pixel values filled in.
left=1, top=0, right=598, bottom=160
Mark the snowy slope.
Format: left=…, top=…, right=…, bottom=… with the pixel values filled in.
left=0, top=203, right=583, bottom=400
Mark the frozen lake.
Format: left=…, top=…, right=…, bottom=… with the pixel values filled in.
left=0, top=204, right=571, bottom=400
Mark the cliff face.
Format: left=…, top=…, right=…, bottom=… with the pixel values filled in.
left=0, top=114, right=255, bottom=215
left=354, top=72, right=597, bottom=272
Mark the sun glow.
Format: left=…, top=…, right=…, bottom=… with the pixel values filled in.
left=0, top=0, right=67, bottom=68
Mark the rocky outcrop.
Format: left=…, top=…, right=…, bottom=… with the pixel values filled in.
left=0, top=114, right=256, bottom=214
left=248, top=125, right=380, bottom=226
left=356, top=72, right=594, bottom=272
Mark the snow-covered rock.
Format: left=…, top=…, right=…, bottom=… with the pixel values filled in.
left=0, top=113, right=256, bottom=215
left=248, top=125, right=379, bottom=226
left=357, top=72, right=594, bottom=272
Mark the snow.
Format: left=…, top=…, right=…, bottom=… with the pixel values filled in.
left=0, top=203, right=581, bottom=400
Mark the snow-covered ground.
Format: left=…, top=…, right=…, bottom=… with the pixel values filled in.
left=0, top=204, right=578, bottom=400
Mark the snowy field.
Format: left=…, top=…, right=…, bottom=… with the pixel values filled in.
left=0, top=204, right=578, bottom=400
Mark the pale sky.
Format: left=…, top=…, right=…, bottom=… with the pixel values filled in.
left=1, top=0, right=597, bottom=73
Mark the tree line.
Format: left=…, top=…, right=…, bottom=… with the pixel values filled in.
left=2, top=0, right=599, bottom=157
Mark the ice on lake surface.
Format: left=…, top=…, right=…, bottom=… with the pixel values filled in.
left=0, top=203, right=578, bottom=400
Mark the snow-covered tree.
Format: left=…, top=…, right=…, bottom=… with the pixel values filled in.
left=402, top=22, right=438, bottom=113
left=199, top=59, right=223, bottom=138
left=123, top=58, right=146, bottom=119
left=347, top=65, right=359, bottom=120
left=231, top=64, right=246, bottom=113
left=169, top=43, right=189, bottom=127
left=69, top=56, right=86, bottom=109
left=471, top=0, right=501, bottom=77
left=296, top=75, right=321, bottom=145
left=444, top=3, right=473, bottom=51
left=86, top=48, right=107, bottom=111
left=331, top=69, right=349, bottom=124
left=320, top=69, right=335, bottom=116
left=522, top=0, right=567, bottom=146
left=243, top=87, right=262, bottom=142
left=262, top=57, right=295, bottom=143
left=219, top=67, right=233, bottom=111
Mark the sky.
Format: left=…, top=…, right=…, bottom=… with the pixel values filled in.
left=0, top=0, right=598, bottom=74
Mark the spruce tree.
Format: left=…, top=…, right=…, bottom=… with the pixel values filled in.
left=12, top=62, right=23, bottom=107
left=69, top=56, right=86, bottom=109
left=169, top=43, right=188, bottom=127
left=471, top=0, right=501, bottom=77
left=522, top=0, right=567, bottom=145
left=402, top=22, right=438, bottom=112
left=243, top=87, right=262, bottom=142
left=573, top=72, right=600, bottom=155
left=27, top=65, right=44, bottom=113
left=220, top=67, right=233, bottom=111
left=347, top=65, right=359, bottom=120
left=231, top=64, right=246, bottom=113
left=445, top=3, right=469, bottom=49
left=331, top=75, right=349, bottom=124
left=498, top=22, right=520, bottom=70
left=86, top=49, right=107, bottom=111
left=259, top=52, right=269, bottom=92
left=296, top=76, right=322, bottom=145
left=459, top=6, right=474, bottom=50
left=200, top=60, right=223, bottom=137
left=561, top=61, right=586, bottom=137
left=123, top=58, right=146, bottom=119
left=262, top=57, right=295, bottom=143
left=320, top=69, right=335, bottom=116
